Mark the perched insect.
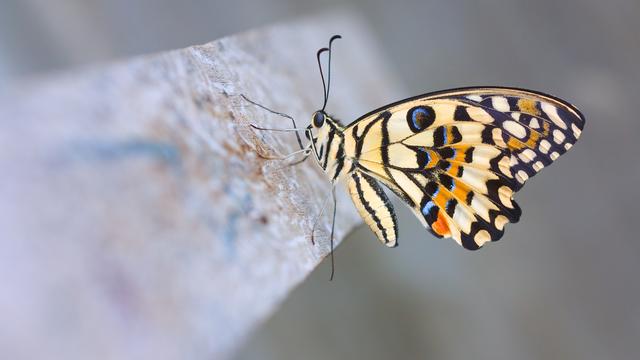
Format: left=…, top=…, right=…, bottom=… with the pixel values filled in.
left=244, top=35, right=585, bottom=278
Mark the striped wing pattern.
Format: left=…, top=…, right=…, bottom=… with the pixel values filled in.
left=346, top=171, right=398, bottom=247
left=347, top=87, right=584, bottom=250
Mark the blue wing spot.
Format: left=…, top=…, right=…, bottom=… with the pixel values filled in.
left=407, top=106, right=436, bottom=132
left=413, top=109, right=426, bottom=128
left=425, top=182, right=439, bottom=197
left=416, top=147, right=431, bottom=168
left=422, top=201, right=436, bottom=216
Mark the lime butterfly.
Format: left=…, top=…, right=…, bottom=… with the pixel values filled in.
left=245, top=35, right=584, bottom=277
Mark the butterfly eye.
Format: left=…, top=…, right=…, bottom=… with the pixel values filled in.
left=313, top=111, right=325, bottom=127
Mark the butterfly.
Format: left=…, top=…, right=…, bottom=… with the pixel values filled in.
left=244, top=35, right=584, bottom=277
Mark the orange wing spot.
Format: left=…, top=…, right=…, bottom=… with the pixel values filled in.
left=507, top=136, right=527, bottom=150
left=448, top=163, right=460, bottom=176
left=431, top=189, right=453, bottom=237
left=509, top=129, right=544, bottom=150
left=452, top=182, right=470, bottom=201
left=540, top=121, right=550, bottom=136
left=426, top=150, right=440, bottom=168
left=524, top=130, right=540, bottom=148
left=454, top=145, right=471, bottom=162
left=507, top=115, right=551, bottom=151
left=433, top=189, right=449, bottom=208
left=517, top=98, right=541, bottom=116
left=432, top=210, right=451, bottom=236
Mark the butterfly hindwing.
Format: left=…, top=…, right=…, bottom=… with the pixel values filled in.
left=346, top=170, right=398, bottom=247
left=348, top=87, right=584, bottom=249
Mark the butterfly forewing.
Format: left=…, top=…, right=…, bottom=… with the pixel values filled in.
left=346, top=87, right=584, bottom=249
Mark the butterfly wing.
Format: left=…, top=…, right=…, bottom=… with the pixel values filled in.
left=346, top=170, right=398, bottom=247
left=345, top=87, right=584, bottom=249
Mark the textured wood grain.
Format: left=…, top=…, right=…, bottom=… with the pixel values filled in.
left=0, top=13, right=401, bottom=360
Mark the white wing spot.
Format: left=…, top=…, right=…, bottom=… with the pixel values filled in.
left=504, top=120, right=527, bottom=138
left=539, top=139, right=551, bottom=154
left=498, top=185, right=514, bottom=208
left=520, top=149, right=537, bottom=163
left=516, top=170, right=529, bottom=183
left=564, top=143, right=573, bottom=150
left=510, top=155, right=518, bottom=166
left=550, top=152, right=560, bottom=160
left=492, top=128, right=506, bottom=147
left=474, top=230, right=492, bottom=246
left=541, top=102, right=567, bottom=129
left=495, top=215, right=509, bottom=231
left=553, top=129, right=566, bottom=144
left=571, top=123, right=582, bottom=138
left=533, top=161, right=544, bottom=172
left=498, top=156, right=512, bottom=177
left=518, top=153, right=529, bottom=163
left=529, top=117, right=540, bottom=129
left=492, top=96, right=510, bottom=112
left=467, top=95, right=483, bottom=102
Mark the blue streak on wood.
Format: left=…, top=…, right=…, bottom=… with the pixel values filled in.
left=223, top=212, right=240, bottom=258
left=221, top=184, right=254, bottom=258
left=65, top=139, right=181, bottom=169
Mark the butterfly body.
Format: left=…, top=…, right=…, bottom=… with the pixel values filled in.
left=307, top=114, right=349, bottom=183
left=306, top=86, right=584, bottom=250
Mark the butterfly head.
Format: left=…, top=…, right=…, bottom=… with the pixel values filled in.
left=306, top=109, right=343, bottom=165
left=306, top=110, right=330, bottom=142
left=312, top=110, right=326, bottom=128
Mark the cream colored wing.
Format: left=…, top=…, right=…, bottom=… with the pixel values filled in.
left=346, top=170, right=398, bottom=247
left=345, top=87, right=584, bottom=249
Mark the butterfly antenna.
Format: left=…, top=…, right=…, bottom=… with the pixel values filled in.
left=316, top=47, right=329, bottom=110
left=323, top=35, right=342, bottom=112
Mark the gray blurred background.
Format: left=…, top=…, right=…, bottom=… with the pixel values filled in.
left=2, top=1, right=639, bottom=359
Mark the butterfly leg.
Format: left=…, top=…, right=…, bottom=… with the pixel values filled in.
left=310, top=186, right=335, bottom=245
left=307, top=185, right=338, bottom=280
left=257, top=147, right=310, bottom=161
left=240, top=94, right=304, bottom=150
left=272, top=152, right=312, bottom=171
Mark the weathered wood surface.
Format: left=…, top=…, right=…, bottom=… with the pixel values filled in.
left=0, top=13, right=401, bottom=360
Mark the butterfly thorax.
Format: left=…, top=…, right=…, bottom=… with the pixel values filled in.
left=308, top=113, right=352, bottom=183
